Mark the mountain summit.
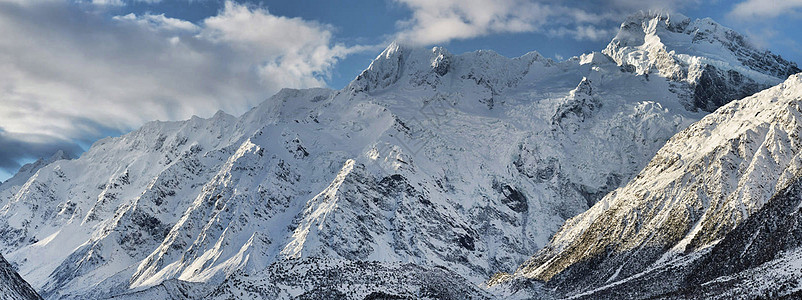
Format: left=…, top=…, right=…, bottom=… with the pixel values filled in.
left=604, top=11, right=799, bottom=112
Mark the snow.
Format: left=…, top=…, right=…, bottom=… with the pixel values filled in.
left=515, top=72, right=802, bottom=295
left=0, top=12, right=798, bottom=299
left=280, top=159, right=356, bottom=259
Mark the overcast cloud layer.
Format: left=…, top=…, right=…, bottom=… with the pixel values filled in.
left=0, top=0, right=798, bottom=179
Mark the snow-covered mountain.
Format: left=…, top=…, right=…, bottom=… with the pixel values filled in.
left=508, top=72, right=802, bottom=299
left=604, top=11, right=799, bottom=112
left=0, top=12, right=798, bottom=299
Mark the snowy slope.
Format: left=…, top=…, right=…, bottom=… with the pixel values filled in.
left=0, top=13, right=796, bottom=299
left=512, top=73, right=802, bottom=297
left=673, top=173, right=802, bottom=299
left=526, top=161, right=802, bottom=300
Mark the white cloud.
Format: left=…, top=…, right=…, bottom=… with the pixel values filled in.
left=91, top=0, right=125, bottom=6
left=90, top=0, right=163, bottom=5
left=729, top=0, right=802, bottom=18
left=393, top=0, right=554, bottom=45
left=114, top=13, right=200, bottom=32
left=547, top=25, right=617, bottom=41
left=392, top=0, right=701, bottom=45
left=198, top=2, right=367, bottom=84
left=0, top=0, right=367, bottom=172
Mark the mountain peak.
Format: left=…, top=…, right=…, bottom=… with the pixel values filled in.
left=551, top=77, right=599, bottom=127
left=604, top=12, right=800, bottom=112
left=0, top=150, right=71, bottom=191
left=620, top=10, right=691, bottom=34
left=347, top=42, right=455, bottom=94
left=572, top=77, right=593, bottom=96
left=347, top=44, right=554, bottom=111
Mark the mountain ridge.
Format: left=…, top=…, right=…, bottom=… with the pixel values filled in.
left=508, top=72, right=802, bottom=298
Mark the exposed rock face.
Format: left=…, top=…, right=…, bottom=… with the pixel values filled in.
left=683, top=175, right=802, bottom=298
left=0, top=253, right=41, bottom=300
left=208, top=258, right=494, bottom=300
left=551, top=77, right=600, bottom=131
left=511, top=73, right=802, bottom=298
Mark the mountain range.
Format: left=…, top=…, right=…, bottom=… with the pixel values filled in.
left=0, top=11, right=800, bottom=299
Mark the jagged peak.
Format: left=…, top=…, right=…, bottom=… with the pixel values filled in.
left=211, top=110, right=232, bottom=120
left=0, top=150, right=71, bottom=191
left=378, top=41, right=406, bottom=60
left=571, top=77, right=593, bottom=97
left=551, top=77, right=599, bottom=127
left=605, top=11, right=794, bottom=69
left=619, top=10, right=690, bottom=34
left=603, top=11, right=800, bottom=112
left=606, top=10, right=761, bottom=55
left=347, top=42, right=454, bottom=93
left=602, top=11, right=690, bottom=54
left=17, top=150, right=69, bottom=175
left=185, top=110, right=233, bottom=125
left=607, top=11, right=690, bottom=52
left=578, top=52, right=612, bottom=66
left=347, top=42, right=547, bottom=95
left=347, top=42, right=409, bottom=93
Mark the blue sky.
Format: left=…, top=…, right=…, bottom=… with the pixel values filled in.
left=0, top=0, right=800, bottom=181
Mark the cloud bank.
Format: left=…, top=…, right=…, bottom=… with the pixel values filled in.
left=392, top=0, right=700, bottom=45
left=0, top=0, right=366, bottom=175
left=729, top=0, right=802, bottom=18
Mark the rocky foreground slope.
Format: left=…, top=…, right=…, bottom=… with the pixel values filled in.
left=0, top=253, right=41, bottom=300
left=0, top=12, right=798, bottom=299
